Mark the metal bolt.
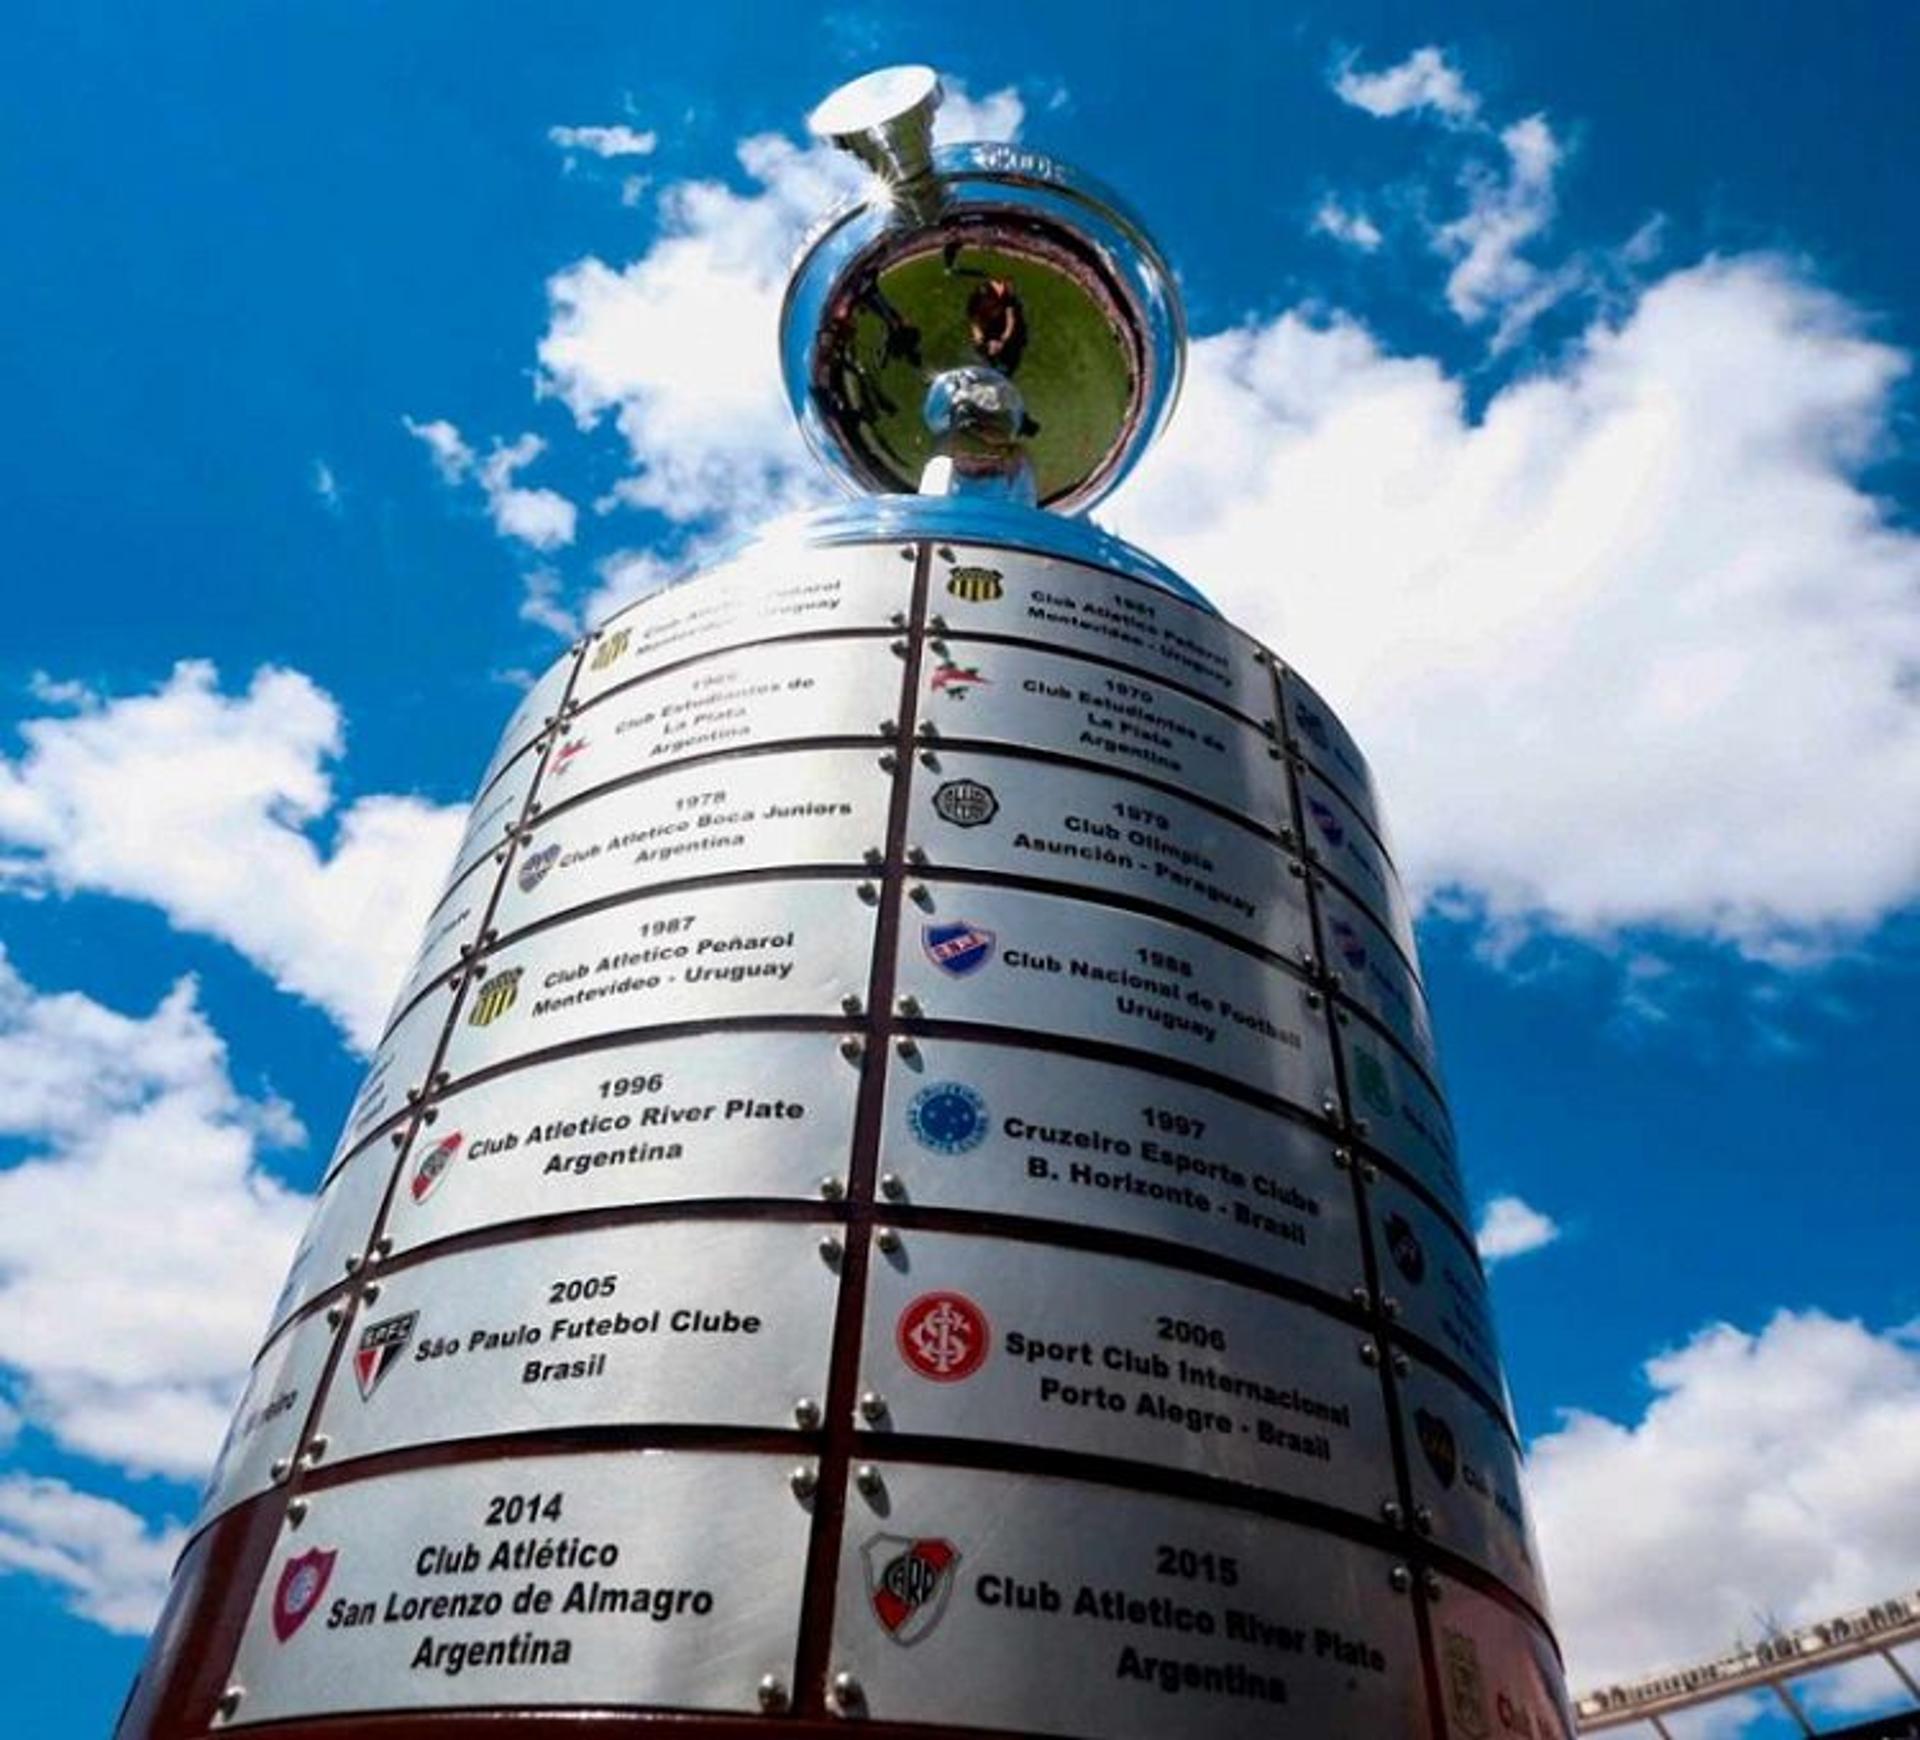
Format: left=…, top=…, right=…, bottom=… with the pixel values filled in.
left=875, top=1227, right=902, bottom=1255
left=856, top=881, right=879, bottom=904
left=890, top=608, right=909, bottom=626
left=1413, top=1505, right=1434, bottom=1535
left=898, top=546, right=915, bottom=561
left=794, top=1398, right=822, bottom=1430
left=879, top=1173, right=906, bottom=1201
left=374, top=1237, right=393, bottom=1258
left=896, top=994, right=921, bottom=1018
left=1380, top=1500, right=1403, bottom=1527
left=930, top=613, right=950, bottom=634
left=270, top=1458, right=290, bottom=1482
left=858, top=1390, right=888, bottom=1423
left=918, top=749, right=939, bottom=769
left=423, top=1105, right=440, bottom=1124
left=362, top=1282, right=381, bottom=1304
left=840, top=1035, right=865, bottom=1062
left=890, top=638, right=909, bottom=657
left=917, top=720, right=940, bottom=741
left=287, top=1499, right=309, bottom=1528
left=906, top=845, right=928, bottom=866
left=908, top=883, right=932, bottom=908
left=833, top=1671, right=865, bottom=1709
left=759, top=1674, right=790, bottom=1712
left=1349, top=1285, right=1371, bottom=1310
left=878, top=718, right=898, bottom=738
left=894, top=1036, right=919, bottom=1060
left=1390, top=1565, right=1412, bottom=1594
left=1359, top=1341, right=1380, bottom=1367
left=343, top=1253, right=361, bottom=1275
left=937, top=545, right=954, bottom=561
left=864, top=846, right=886, bottom=866
left=789, top=1464, right=819, bottom=1501
left=1288, top=860, right=1305, bottom=879
left=306, top=1435, right=329, bottom=1462
left=1297, top=947, right=1316, bottom=968
left=1334, top=1004, right=1350, bottom=1023
left=389, top=1128, right=407, bottom=1147
left=1423, top=1569, right=1444, bottom=1599
left=217, top=1686, right=244, bottom=1721
left=1355, top=1118, right=1374, bottom=1140
left=855, top=1463, right=884, bottom=1497
left=878, top=752, right=898, bottom=773
left=1391, top=1350, right=1411, bottom=1376
left=1360, top=1160, right=1379, bottom=1184
left=1382, top=1295, right=1403, bottom=1319
left=325, top=1304, right=345, bottom=1328
left=841, top=993, right=864, bottom=1017
left=1332, top=1147, right=1353, bottom=1170
left=1304, top=990, right=1324, bottom=1010
left=819, top=1176, right=847, bottom=1202
left=819, top=1235, right=844, bottom=1266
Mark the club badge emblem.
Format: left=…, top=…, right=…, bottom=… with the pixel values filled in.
left=1353, top=1047, right=1396, bottom=1118
left=271, top=1547, right=338, bottom=1642
left=931, top=778, right=998, bottom=828
left=1441, top=1630, right=1493, bottom=1740
left=906, top=1081, right=989, bottom=1155
left=929, top=657, right=989, bottom=697
left=1416, top=1406, right=1458, bottom=1489
left=921, top=921, right=995, bottom=977
left=550, top=737, right=589, bottom=777
left=1292, top=699, right=1331, bottom=751
left=409, top=1130, right=464, bottom=1205
left=897, top=1292, right=991, bottom=1383
left=591, top=627, right=632, bottom=670
left=945, top=565, right=1004, bottom=603
left=1306, top=793, right=1346, bottom=848
left=467, top=966, right=522, bottom=1027
left=1385, top=1211, right=1427, bottom=1285
left=863, top=1535, right=961, bottom=1646
left=517, top=843, right=560, bottom=892
left=1330, top=915, right=1369, bottom=971
left=353, top=1311, right=418, bottom=1400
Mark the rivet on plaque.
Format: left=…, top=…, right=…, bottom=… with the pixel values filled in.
left=841, top=993, right=865, bottom=1017
left=789, top=1464, right=819, bottom=1501
left=1359, top=1341, right=1380, bottom=1367
left=858, top=1389, right=888, bottom=1423
left=759, top=1674, right=791, bottom=1713
left=832, top=1670, right=865, bottom=1709
left=1389, top=1565, right=1413, bottom=1593
left=1379, top=1500, right=1403, bottom=1527
left=793, top=1397, right=822, bottom=1430
left=875, top=1226, right=903, bottom=1255
left=895, top=1036, right=920, bottom=1060
left=878, top=752, right=899, bottom=773
left=895, top=994, right=921, bottom=1017
left=819, top=1235, right=845, bottom=1266
left=855, top=1463, right=884, bottom=1496
left=879, top=1172, right=906, bottom=1200
left=216, top=1686, right=243, bottom=1721
left=286, top=1499, right=309, bottom=1528
left=1391, top=1350, right=1411, bottom=1376
left=819, top=1176, right=847, bottom=1201
left=840, top=1035, right=865, bottom=1062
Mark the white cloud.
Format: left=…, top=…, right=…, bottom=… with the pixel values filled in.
left=1334, top=45, right=1481, bottom=124
left=1532, top=1312, right=1920, bottom=1689
left=311, top=459, right=341, bottom=512
left=404, top=418, right=578, bottom=551
left=548, top=123, right=658, bottom=160
left=0, top=661, right=463, bottom=1051
left=1111, top=256, right=1920, bottom=962
left=1476, top=1195, right=1562, bottom=1263
left=0, top=950, right=306, bottom=1480
left=536, top=82, right=1025, bottom=539
left=0, top=1475, right=185, bottom=1634
left=402, top=414, right=472, bottom=483
left=1312, top=198, right=1384, bottom=252
left=1438, top=113, right=1567, bottom=337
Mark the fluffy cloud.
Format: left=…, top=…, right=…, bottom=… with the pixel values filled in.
left=403, top=418, right=578, bottom=551
left=1112, top=257, right=1920, bottom=962
left=0, top=662, right=464, bottom=1050
left=1476, top=1195, right=1562, bottom=1263
left=0, top=1475, right=185, bottom=1634
left=536, top=82, right=1025, bottom=534
left=1334, top=45, right=1481, bottom=124
left=1530, top=1311, right=1920, bottom=1688
left=548, top=123, right=657, bottom=160
left=1312, top=197, right=1384, bottom=252
left=0, top=950, right=306, bottom=1479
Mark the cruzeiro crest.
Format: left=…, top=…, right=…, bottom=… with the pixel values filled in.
left=907, top=1081, right=989, bottom=1155
left=271, top=1547, right=338, bottom=1642
left=1441, top=1629, right=1493, bottom=1740
left=467, top=966, right=523, bottom=1027
left=353, top=1311, right=418, bottom=1400
left=863, top=1535, right=961, bottom=1646
left=944, top=564, right=1004, bottom=604
left=591, top=626, right=632, bottom=671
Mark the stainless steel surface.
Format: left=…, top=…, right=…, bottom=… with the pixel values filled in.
left=909, top=749, right=1312, bottom=959
left=894, top=883, right=1337, bottom=1110
left=573, top=540, right=911, bottom=709
left=1298, top=766, right=1418, bottom=968
left=1398, top=1354, right=1549, bottom=1617
left=316, top=1220, right=840, bottom=1465
left=920, top=640, right=1289, bottom=833
left=265, top=1139, right=396, bottom=1336
left=928, top=542, right=1268, bottom=717
left=493, top=749, right=890, bottom=938
left=1318, top=878, right=1441, bottom=1085
left=1278, top=666, right=1385, bottom=847
left=386, top=1033, right=860, bottom=1257
left=386, top=877, right=486, bottom=1027
left=859, top=1230, right=1390, bottom=1515
left=221, top=1450, right=811, bottom=1724
left=195, top=1307, right=338, bottom=1529
left=1336, top=1011, right=1468, bottom=1222
left=1431, top=1574, right=1575, bottom=1740
left=334, top=989, right=450, bottom=1173
left=477, top=647, right=577, bottom=796
left=438, top=751, right=536, bottom=903
left=881, top=1037, right=1359, bottom=1294
left=830, top=1461, right=1424, bottom=1737
left=441, top=880, right=877, bottom=1081
left=1369, top=1173, right=1507, bottom=1413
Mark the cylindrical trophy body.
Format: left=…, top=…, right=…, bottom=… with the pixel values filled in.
left=119, top=526, right=1572, bottom=1740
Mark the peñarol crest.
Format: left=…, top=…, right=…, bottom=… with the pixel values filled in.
left=591, top=627, right=632, bottom=670
left=467, top=966, right=523, bottom=1027
left=945, top=565, right=1004, bottom=603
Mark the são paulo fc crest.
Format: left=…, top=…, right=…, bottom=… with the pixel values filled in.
left=1306, top=793, right=1346, bottom=848
left=517, top=843, right=560, bottom=892
left=467, top=966, right=522, bottom=1027
left=1384, top=1211, right=1427, bottom=1285
left=921, top=922, right=995, bottom=977
left=353, top=1312, right=418, bottom=1400
left=907, top=1081, right=989, bottom=1155
left=271, top=1547, right=337, bottom=1642
left=931, top=778, right=998, bottom=828
left=863, top=1535, right=961, bottom=1646
left=409, top=1130, right=464, bottom=1205
left=897, top=1292, right=990, bottom=1383
left=1415, top=1407, right=1458, bottom=1489
left=945, top=565, right=1004, bottom=603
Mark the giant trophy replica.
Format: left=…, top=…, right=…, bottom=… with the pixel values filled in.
left=119, top=66, right=1573, bottom=1740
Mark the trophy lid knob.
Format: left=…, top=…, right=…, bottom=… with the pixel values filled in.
left=808, top=66, right=944, bottom=219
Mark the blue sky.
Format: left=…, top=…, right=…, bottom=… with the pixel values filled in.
left=4, top=3, right=1920, bottom=1735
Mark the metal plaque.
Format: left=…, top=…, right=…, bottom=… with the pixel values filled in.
left=1320, top=880, right=1440, bottom=1084
left=909, top=750, right=1312, bottom=963
left=1297, top=767, right=1418, bottom=969
left=492, top=749, right=890, bottom=938
left=921, top=640, right=1289, bottom=834
left=440, top=881, right=875, bottom=1082
left=384, top=877, right=487, bottom=1029
left=387, top=1033, right=860, bottom=1258
left=1429, top=1575, right=1574, bottom=1740
left=830, top=1461, right=1424, bottom=1739
left=893, top=883, right=1337, bottom=1113
left=1338, top=1013, right=1468, bottom=1224
left=265, top=1141, right=396, bottom=1337
left=1398, top=1355, right=1548, bottom=1617
left=572, top=541, right=910, bottom=708
left=315, top=1219, right=839, bottom=1465
left=549, top=636, right=903, bottom=800
left=330, top=991, right=449, bottom=1175
left=1278, top=665, right=1386, bottom=847
left=195, top=1307, right=337, bottom=1529
left=441, top=751, right=535, bottom=899
left=882, top=1037, right=1359, bottom=1297
left=477, top=648, right=578, bottom=796
left=860, top=1232, right=1390, bottom=1517
left=1370, top=1174, right=1508, bottom=1417
left=928, top=543, right=1271, bottom=721
left=222, top=1448, right=811, bottom=1725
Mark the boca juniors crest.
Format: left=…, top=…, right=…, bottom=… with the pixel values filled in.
left=921, top=922, right=995, bottom=977
left=271, top=1547, right=338, bottom=1642
left=863, top=1535, right=961, bottom=1647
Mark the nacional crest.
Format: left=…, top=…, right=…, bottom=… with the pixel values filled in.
left=1291, top=699, right=1331, bottom=750
left=271, top=1547, right=338, bottom=1642
left=1330, top=916, right=1369, bottom=972
left=1384, top=1211, right=1427, bottom=1286
left=409, top=1130, right=464, bottom=1205
left=863, top=1535, right=961, bottom=1647
left=352, top=1311, right=418, bottom=1400
left=1306, top=793, right=1346, bottom=848
left=931, top=778, right=998, bottom=828
left=897, top=1292, right=990, bottom=1383
left=517, top=843, right=560, bottom=892
left=928, top=657, right=988, bottom=697
left=1352, top=1047, right=1396, bottom=1119
left=921, top=921, right=995, bottom=978
left=467, top=966, right=522, bottom=1027
left=1441, top=1630, right=1493, bottom=1740
left=550, top=737, right=589, bottom=777
left=590, top=627, right=632, bottom=670
left=1415, top=1407, right=1459, bottom=1489
left=907, top=1081, right=989, bottom=1155
left=945, top=565, right=1004, bottom=604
